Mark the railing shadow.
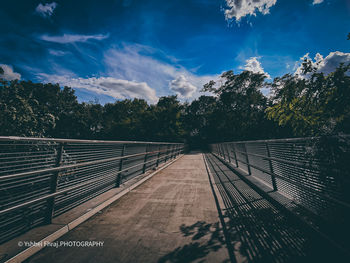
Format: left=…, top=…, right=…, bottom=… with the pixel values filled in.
left=157, top=221, right=229, bottom=263
left=205, top=154, right=343, bottom=263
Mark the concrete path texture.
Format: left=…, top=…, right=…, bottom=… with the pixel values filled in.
left=26, top=153, right=230, bottom=263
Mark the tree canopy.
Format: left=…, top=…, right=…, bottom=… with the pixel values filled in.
left=1, top=63, right=349, bottom=146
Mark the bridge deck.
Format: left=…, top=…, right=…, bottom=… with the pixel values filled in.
left=26, top=153, right=230, bottom=263
left=26, top=153, right=345, bottom=263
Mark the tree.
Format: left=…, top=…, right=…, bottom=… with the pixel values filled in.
left=0, top=80, right=56, bottom=136
left=147, top=96, right=185, bottom=142
left=202, top=70, right=273, bottom=141
left=266, top=64, right=350, bottom=136
left=102, top=99, right=149, bottom=140
left=1, top=64, right=349, bottom=145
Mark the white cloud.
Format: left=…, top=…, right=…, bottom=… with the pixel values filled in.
left=224, top=0, right=277, bottom=21
left=241, top=57, right=271, bottom=78
left=312, top=0, right=324, bottom=5
left=35, top=2, right=57, bottom=17
left=104, top=44, right=217, bottom=99
left=0, top=64, right=21, bottom=80
left=317, top=52, right=350, bottom=74
left=37, top=74, right=158, bottom=104
left=40, top=33, right=109, bottom=44
left=294, top=51, right=350, bottom=78
left=169, top=75, right=197, bottom=98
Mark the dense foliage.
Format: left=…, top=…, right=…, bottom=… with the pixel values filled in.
left=1, top=63, right=349, bottom=146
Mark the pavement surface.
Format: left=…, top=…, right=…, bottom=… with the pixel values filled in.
left=26, top=153, right=230, bottom=263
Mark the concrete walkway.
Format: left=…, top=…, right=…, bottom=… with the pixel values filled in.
left=26, top=153, right=230, bottom=263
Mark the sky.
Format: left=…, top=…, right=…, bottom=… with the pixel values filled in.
left=0, top=0, right=349, bottom=104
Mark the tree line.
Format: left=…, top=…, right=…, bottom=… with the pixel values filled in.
left=1, top=62, right=349, bottom=146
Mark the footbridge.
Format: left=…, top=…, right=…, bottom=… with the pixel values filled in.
left=0, top=136, right=349, bottom=262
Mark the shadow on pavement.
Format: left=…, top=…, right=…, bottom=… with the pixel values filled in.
left=158, top=221, right=230, bottom=263
left=205, top=153, right=345, bottom=263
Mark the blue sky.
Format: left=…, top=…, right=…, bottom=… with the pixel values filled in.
left=0, top=0, right=349, bottom=104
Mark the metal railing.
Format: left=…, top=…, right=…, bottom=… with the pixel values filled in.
left=0, top=136, right=184, bottom=244
left=210, top=135, right=350, bottom=250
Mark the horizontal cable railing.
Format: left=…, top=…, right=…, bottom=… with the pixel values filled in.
left=210, top=135, right=350, bottom=250
left=0, top=136, right=184, bottom=244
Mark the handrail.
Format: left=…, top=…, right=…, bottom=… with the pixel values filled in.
left=232, top=149, right=336, bottom=171
left=212, top=152, right=350, bottom=210
left=0, top=136, right=183, bottom=145
left=0, top=137, right=185, bottom=244
left=0, top=149, right=182, bottom=216
left=210, top=135, right=350, bottom=228
left=213, top=134, right=350, bottom=145
left=0, top=148, right=171, bottom=180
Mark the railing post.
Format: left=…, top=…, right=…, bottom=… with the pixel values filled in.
left=220, top=144, right=225, bottom=159
left=243, top=143, right=251, bottom=175
left=169, top=145, right=173, bottom=160
left=171, top=145, right=175, bottom=159
left=266, top=142, right=278, bottom=191
left=156, top=145, right=161, bottom=167
left=116, top=144, right=126, bottom=187
left=46, top=142, right=64, bottom=224
left=142, top=144, right=149, bottom=174
left=225, top=143, right=231, bottom=163
left=165, top=145, right=170, bottom=162
left=232, top=143, right=239, bottom=167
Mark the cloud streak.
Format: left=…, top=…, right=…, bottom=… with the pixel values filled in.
left=312, top=0, right=324, bottom=5
left=32, top=43, right=218, bottom=104
left=40, top=33, right=109, bottom=44
left=48, top=49, right=68, bottom=56
left=104, top=44, right=217, bottom=99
